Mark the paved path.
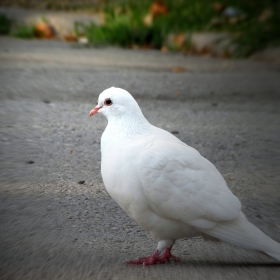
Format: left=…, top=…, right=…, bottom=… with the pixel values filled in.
left=0, top=37, right=280, bottom=279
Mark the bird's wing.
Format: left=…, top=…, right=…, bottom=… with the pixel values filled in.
left=136, top=133, right=241, bottom=228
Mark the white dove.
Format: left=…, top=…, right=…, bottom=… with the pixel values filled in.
left=89, top=87, right=280, bottom=265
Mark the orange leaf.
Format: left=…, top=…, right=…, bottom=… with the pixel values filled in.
left=172, top=66, right=186, bottom=73
left=150, top=1, right=168, bottom=17
left=35, top=22, right=55, bottom=39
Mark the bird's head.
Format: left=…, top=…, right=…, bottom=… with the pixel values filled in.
left=89, top=87, right=142, bottom=120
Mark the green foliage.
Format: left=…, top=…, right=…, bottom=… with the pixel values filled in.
left=75, top=0, right=280, bottom=57
left=0, top=13, right=12, bottom=35
left=75, top=14, right=165, bottom=49
left=12, top=24, right=36, bottom=39
left=231, top=16, right=280, bottom=57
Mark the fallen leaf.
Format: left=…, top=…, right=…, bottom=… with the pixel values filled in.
left=140, top=43, right=152, bottom=50
left=173, top=34, right=186, bottom=48
left=229, top=17, right=239, bottom=25
left=35, top=22, right=55, bottom=39
left=172, top=66, right=186, bottom=73
left=222, top=50, right=231, bottom=58
left=150, top=1, right=168, bottom=17
left=70, top=150, right=74, bottom=154
left=213, top=2, right=225, bottom=13
left=197, top=47, right=214, bottom=56
left=64, top=35, right=77, bottom=42
left=258, top=9, right=273, bottom=22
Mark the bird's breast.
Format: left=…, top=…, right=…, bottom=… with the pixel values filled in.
left=101, top=143, right=141, bottom=213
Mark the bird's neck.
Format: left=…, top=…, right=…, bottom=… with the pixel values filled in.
left=105, top=112, right=152, bottom=140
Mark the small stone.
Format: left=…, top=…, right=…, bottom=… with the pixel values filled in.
left=78, top=180, right=85, bottom=184
left=171, top=131, right=179, bottom=135
left=212, top=103, right=218, bottom=106
left=27, top=160, right=35, bottom=164
left=43, top=99, right=50, bottom=104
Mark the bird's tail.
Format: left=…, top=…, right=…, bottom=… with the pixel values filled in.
left=202, top=212, right=280, bottom=260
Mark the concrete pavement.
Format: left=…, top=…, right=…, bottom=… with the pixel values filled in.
left=0, top=37, right=280, bottom=279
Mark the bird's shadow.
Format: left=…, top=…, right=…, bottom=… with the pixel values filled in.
left=177, top=260, right=280, bottom=267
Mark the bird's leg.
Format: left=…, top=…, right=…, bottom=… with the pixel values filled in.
left=160, top=246, right=180, bottom=262
left=126, top=250, right=166, bottom=265
left=126, top=246, right=180, bottom=265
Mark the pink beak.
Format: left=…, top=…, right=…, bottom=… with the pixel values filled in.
left=89, top=105, right=102, bottom=116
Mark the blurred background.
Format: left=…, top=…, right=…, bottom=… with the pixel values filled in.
left=0, top=0, right=279, bottom=58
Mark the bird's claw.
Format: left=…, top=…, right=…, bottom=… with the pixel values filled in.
left=126, top=248, right=180, bottom=266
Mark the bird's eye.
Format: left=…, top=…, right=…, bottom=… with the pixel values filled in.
left=104, top=98, right=113, bottom=106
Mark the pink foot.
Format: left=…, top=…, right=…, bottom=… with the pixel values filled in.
left=161, top=247, right=180, bottom=262
left=126, top=250, right=166, bottom=266
left=126, top=247, right=180, bottom=266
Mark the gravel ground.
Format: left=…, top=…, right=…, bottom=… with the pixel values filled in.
left=0, top=37, right=280, bottom=279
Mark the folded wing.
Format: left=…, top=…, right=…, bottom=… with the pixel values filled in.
left=137, top=135, right=241, bottom=229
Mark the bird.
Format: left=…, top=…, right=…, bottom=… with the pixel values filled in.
left=89, top=87, right=280, bottom=265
